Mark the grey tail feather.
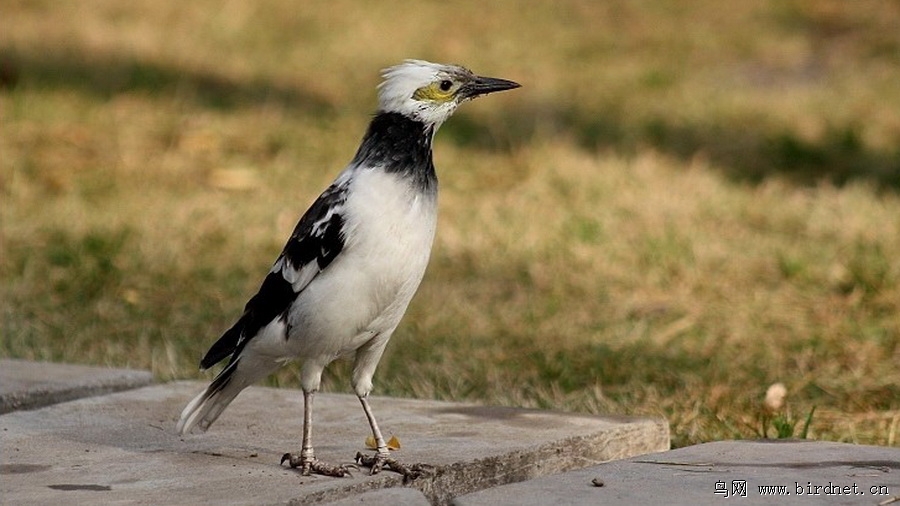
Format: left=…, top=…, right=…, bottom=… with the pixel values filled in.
left=177, top=358, right=244, bottom=435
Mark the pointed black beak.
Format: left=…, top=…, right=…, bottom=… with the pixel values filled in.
left=459, top=75, right=521, bottom=100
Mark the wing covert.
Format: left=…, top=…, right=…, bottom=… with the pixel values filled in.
left=199, top=178, right=350, bottom=369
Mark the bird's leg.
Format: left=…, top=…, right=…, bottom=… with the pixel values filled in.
left=359, top=394, right=390, bottom=464
left=354, top=395, right=431, bottom=481
left=281, top=390, right=351, bottom=477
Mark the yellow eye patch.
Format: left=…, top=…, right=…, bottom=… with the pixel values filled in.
left=412, top=81, right=456, bottom=102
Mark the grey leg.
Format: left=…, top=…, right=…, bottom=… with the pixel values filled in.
left=355, top=395, right=432, bottom=480
left=281, top=390, right=351, bottom=477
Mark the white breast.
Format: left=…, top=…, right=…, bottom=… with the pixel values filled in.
left=285, top=168, right=438, bottom=359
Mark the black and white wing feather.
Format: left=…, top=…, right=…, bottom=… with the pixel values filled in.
left=199, top=175, right=351, bottom=370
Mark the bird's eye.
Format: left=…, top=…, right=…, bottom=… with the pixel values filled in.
left=439, top=80, right=453, bottom=91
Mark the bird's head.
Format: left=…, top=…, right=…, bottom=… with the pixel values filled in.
left=377, top=60, right=520, bottom=127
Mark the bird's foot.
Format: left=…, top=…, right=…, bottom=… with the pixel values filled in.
left=355, top=451, right=433, bottom=481
left=281, top=452, right=353, bottom=477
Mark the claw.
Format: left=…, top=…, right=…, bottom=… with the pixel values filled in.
left=281, top=452, right=352, bottom=477
left=355, top=452, right=433, bottom=482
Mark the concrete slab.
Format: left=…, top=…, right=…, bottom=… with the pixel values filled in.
left=0, top=381, right=669, bottom=505
left=320, top=487, right=431, bottom=506
left=453, top=440, right=900, bottom=506
left=0, top=359, right=153, bottom=414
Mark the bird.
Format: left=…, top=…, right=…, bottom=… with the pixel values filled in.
left=176, top=59, right=520, bottom=478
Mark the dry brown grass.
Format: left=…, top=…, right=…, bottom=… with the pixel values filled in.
left=2, top=0, right=899, bottom=448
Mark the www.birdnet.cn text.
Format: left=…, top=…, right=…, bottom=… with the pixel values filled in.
left=713, top=479, right=892, bottom=499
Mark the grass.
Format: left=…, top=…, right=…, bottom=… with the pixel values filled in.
left=2, top=0, right=899, bottom=449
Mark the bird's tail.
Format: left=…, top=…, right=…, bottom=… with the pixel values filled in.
left=177, top=355, right=276, bottom=434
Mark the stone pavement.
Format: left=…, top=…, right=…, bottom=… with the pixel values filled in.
left=453, top=440, right=900, bottom=506
left=2, top=359, right=897, bottom=505
left=0, top=359, right=668, bottom=505
left=0, top=358, right=152, bottom=414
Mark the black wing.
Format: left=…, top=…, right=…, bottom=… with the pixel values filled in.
left=199, top=178, right=350, bottom=370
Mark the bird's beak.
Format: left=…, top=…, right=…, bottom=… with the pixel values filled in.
left=459, top=75, right=521, bottom=100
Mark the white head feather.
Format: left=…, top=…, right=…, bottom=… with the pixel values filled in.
left=377, top=59, right=520, bottom=128
left=378, top=60, right=467, bottom=127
